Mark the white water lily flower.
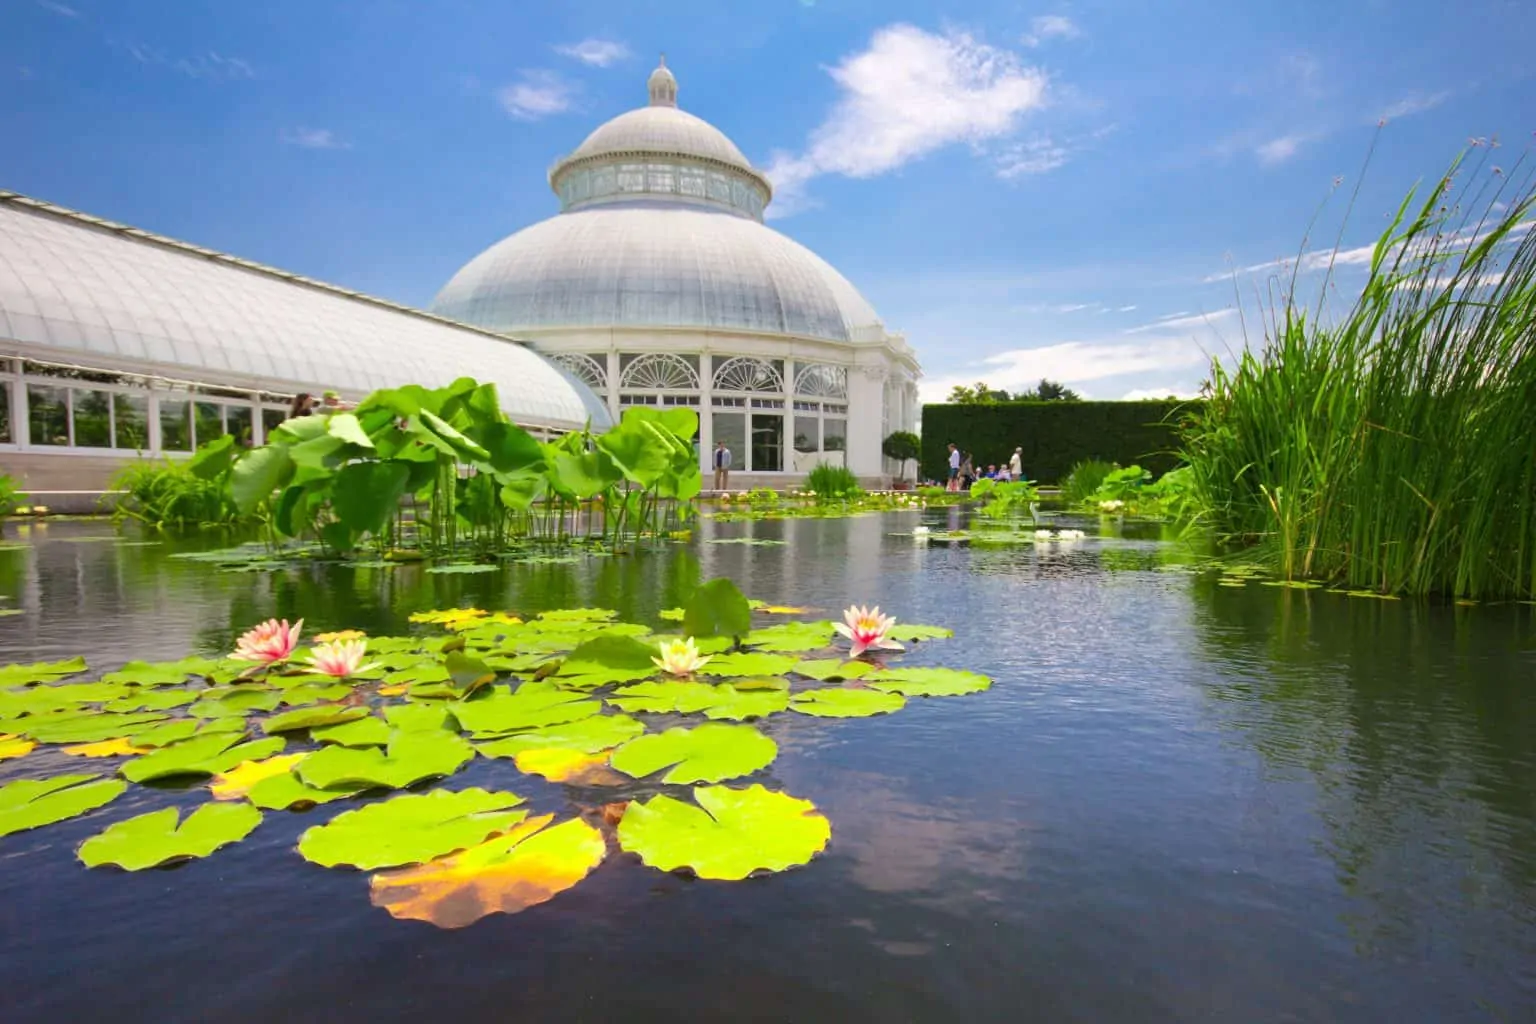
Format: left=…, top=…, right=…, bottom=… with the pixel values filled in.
left=652, top=637, right=712, bottom=676
left=1034, top=529, right=1055, bottom=539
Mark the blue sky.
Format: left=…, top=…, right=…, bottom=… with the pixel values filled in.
left=3, top=0, right=1532, bottom=401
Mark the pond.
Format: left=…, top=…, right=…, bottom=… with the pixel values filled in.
left=1, top=513, right=1533, bottom=1022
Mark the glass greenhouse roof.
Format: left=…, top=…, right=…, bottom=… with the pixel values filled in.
left=0, top=193, right=610, bottom=431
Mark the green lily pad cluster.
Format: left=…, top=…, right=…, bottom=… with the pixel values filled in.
left=0, top=577, right=987, bottom=924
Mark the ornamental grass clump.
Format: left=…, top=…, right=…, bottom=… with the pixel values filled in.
left=1182, top=145, right=1536, bottom=598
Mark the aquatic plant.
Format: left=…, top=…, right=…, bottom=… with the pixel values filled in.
left=806, top=462, right=863, bottom=502
left=834, top=604, right=904, bottom=658
left=0, top=473, right=20, bottom=518
left=1060, top=459, right=1115, bottom=505
left=230, top=618, right=302, bottom=667
left=651, top=636, right=712, bottom=676
left=1182, top=147, right=1536, bottom=597
left=109, top=445, right=247, bottom=529
left=304, top=638, right=378, bottom=678
left=0, top=575, right=985, bottom=927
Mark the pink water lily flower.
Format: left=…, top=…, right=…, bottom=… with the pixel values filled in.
left=835, top=605, right=905, bottom=659
left=231, top=618, right=302, bottom=666
left=304, top=638, right=379, bottom=678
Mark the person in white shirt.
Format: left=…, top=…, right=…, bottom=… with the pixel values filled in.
left=946, top=443, right=961, bottom=492
left=1009, top=447, right=1024, bottom=480
left=713, top=441, right=733, bottom=491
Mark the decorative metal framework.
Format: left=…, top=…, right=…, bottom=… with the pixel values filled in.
left=793, top=363, right=848, bottom=399
left=550, top=352, right=608, bottom=392
left=619, top=353, right=700, bottom=391
left=713, top=356, right=784, bottom=394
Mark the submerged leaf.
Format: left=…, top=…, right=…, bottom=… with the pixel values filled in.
left=297, top=788, right=526, bottom=870
left=617, top=785, right=830, bottom=880
left=370, top=815, right=605, bottom=928
left=78, top=802, right=262, bottom=870
left=296, top=729, right=474, bottom=790
left=610, top=723, right=776, bottom=784
left=0, top=774, right=126, bottom=837
left=789, top=688, right=905, bottom=717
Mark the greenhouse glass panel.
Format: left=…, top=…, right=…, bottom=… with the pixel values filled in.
left=160, top=400, right=191, bottom=451
left=0, top=384, right=10, bottom=443
left=194, top=401, right=223, bottom=445
left=114, top=393, right=149, bottom=450
left=28, top=385, right=69, bottom=446
left=751, top=413, right=783, bottom=472
left=226, top=404, right=253, bottom=446
left=824, top=417, right=846, bottom=452
left=794, top=415, right=819, bottom=454
left=73, top=389, right=112, bottom=448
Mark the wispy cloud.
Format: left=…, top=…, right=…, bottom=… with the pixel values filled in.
left=36, top=1, right=79, bottom=18
left=1124, top=308, right=1237, bottom=333
left=996, top=136, right=1069, bottom=177
left=1255, top=134, right=1305, bottom=165
left=1116, top=305, right=1138, bottom=312
left=1121, top=385, right=1201, bottom=400
left=764, top=24, right=1050, bottom=217
left=174, top=51, right=254, bottom=81
left=1021, top=15, right=1081, bottom=48
left=1377, top=90, right=1450, bottom=122
left=1205, top=220, right=1533, bottom=283
left=555, top=39, right=630, bottom=68
left=281, top=127, right=348, bottom=150
left=498, top=70, right=576, bottom=121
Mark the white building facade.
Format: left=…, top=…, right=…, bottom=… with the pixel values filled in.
left=432, top=60, right=921, bottom=486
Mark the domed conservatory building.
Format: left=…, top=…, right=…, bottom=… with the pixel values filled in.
left=432, top=60, right=921, bottom=486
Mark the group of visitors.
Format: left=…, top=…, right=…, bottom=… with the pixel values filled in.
left=287, top=390, right=354, bottom=420
left=945, top=443, right=1025, bottom=491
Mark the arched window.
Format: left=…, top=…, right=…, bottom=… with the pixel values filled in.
left=793, top=363, right=848, bottom=399
left=619, top=353, right=700, bottom=390
left=550, top=352, right=608, bottom=392
left=713, top=356, right=784, bottom=393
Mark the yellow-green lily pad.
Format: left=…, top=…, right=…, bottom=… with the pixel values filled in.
left=296, top=729, right=474, bottom=790
left=0, top=773, right=127, bottom=837
left=610, top=723, right=776, bottom=784
left=474, top=714, right=646, bottom=759
left=789, top=688, right=905, bottom=717
left=310, top=715, right=391, bottom=747
left=697, top=652, right=800, bottom=678
left=448, top=682, right=601, bottom=737
left=0, top=657, right=87, bottom=687
left=121, top=732, right=286, bottom=783
left=865, top=667, right=992, bottom=696
left=262, top=704, right=369, bottom=734
left=792, top=659, right=874, bottom=681
left=616, top=784, right=830, bottom=880
left=297, top=788, right=526, bottom=870
left=78, top=802, right=262, bottom=870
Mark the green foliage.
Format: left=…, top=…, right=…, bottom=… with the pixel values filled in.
left=946, top=381, right=1012, bottom=404
left=0, top=473, right=21, bottom=517
left=970, top=479, right=1043, bottom=520
left=297, top=788, right=526, bottom=870
left=610, top=722, right=777, bottom=783
left=1059, top=459, right=1116, bottom=504
left=0, top=774, right=126, bottom=838
left=616, top=784, right=831, bottom=880
left=110, top=450, right=248, bottom=529
left=806, top=461, right=863, bottom=502
left=1179, top=149, right=1536, bottom=597
left=882, top=430, right=921, bottom=478
left=78, top=802, right=263, bottom=871
left=920, top=400, right=1193, bottom=483
left=682, top=577, right=753, bottom=641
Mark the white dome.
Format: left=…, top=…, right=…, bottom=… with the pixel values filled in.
left=431, top=202, right=882, bottom=343
left=563, top=106, right=753, bottom=173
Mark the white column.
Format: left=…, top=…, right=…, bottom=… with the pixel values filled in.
left=846, top=363, right=886, bottom=477
left=606, top=349, right=621, bottom=421
left=698, top=352, right=713, bottom=476
left=782, top=357, right=795, bottom=475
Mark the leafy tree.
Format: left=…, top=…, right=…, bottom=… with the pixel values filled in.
left=1017, top=378, right=1081, bottom=402
left=947, top=381, right=1011, bottom=404
left=881, top=431, right=921, bottom=480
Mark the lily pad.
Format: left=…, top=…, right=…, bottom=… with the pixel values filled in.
left=62, top=737, right=148, bottom=758
left=697, top=652, right=801, bottom=678
left=275, top=682, right=354, bottom=705
left=865, top=667, right=992, bottom=697
left=188, top=687, right=282, bottom=718
left=510, top=748, right=623, bottom=784
left=297, top=788, right=526, bottom=870
left=209, top=753, right=310, bottom=800
left=536, top=608, right=618, bottom=623
left=0, top=656, right=87, bottom=687
left=262, top=704, right=369, bottom=734
left=24, top=711, right=170, bottom=744
left=682, top=578, right=752, bottom=641
left=0, top=734, right=35, bottom=761
left=744, top=622, right=836, bottom=653
left=384, top=703, right=452, bottom=733
left=0, top=774, right=127, bottom=837
left=604, top=679, right=787, bottom=720
left=370, top=815, right=605, bottom=928
left=78, top=802, right=263, bottom=870
left=617, top=784, right=831, bottom=880
left=475, top=714, right=646, bottom=759
left=129, top=716, right=247, bottom=748
left=310, top=716, right=391, bottom=747
left=791, top=659, right=874, bottom=681
left=121, top=733, right=287, bottom=783
left=610, top=723, right=777, bottom=784
left=556, top=635, right=660, bottom=684
left=448, top=683, right=601, bottom=737
left=789, top=688, right=906, bottom=717
left=297, top=729, right=474, bottom=790
left=885, top=624, right=955, bottom=642
left=101, top=657, right=223, bottom=686
left=426, top=563, right=498, bottom=574
left=104, top=688, right=199, bottom=713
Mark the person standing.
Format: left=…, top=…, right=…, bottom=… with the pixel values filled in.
left=713, top=440, right=732, bottom=491
left=946, top=443, right=961, bottom=492
left=960, top=452, right=976, bottom=490
left=1009, top=447, right=1024, bottom=481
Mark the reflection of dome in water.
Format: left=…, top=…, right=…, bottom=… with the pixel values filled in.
left=431, top=58, right=921, bottom=481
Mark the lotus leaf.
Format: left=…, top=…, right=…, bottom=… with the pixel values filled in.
left=682, top=578, right=752, bottom=640
left=0, top=656, right=87, bottom=686
left=610, top=723, right=777, bottom=784
left=792, top=659, right=874, bottom=681
left=448, top=683, right=600, bottom=737
left=789, top=688, right=906, bottom=717
left=0, top=774, right=126, bottom=837
left=866, top=667, right=992, bottom=697
left=130, top=716, right=247, bottom=748
left=297, top=788, right=526, bottom=870
left=885, top=624, right=955, bottom=642
left=475, top=714, right=645, bottom=758
left=210, top=753, right=311, bottom=800
left=188, top=687, right=282, bottom=718
left=24, top=711, right=170, bottom=744
left=370, top=814, right=605, bottom=928
left=63, top=737, right=149, bottom=757
left=617, top=784, right=830, bottom=880
left=744, top=622, right=836, bottom=653
left=297, top=729, right=474, bottom=790
left=697, top=652, right=800, bottom=678
left=262, top=704, right=369, bottom=734
left=78, top=802, right=263, bottom=870
left=310, top=716, right=391, bottom=747
left=0, top=733, right=35, bottom=760
left=122, top=733, right=286, bottom=783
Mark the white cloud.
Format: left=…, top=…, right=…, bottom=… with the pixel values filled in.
left=1121, top=386, right=1201, bottom=401
left=1116, top=305, right=1138, bottom=312
left=1206, top=219, right=1533, bottom=283
left=36, top=1, right=79, bottom=17
left=1378, top=90, right=1450, bottom=122
left=1125, top=308, right=1237, bottom=333
left=1255, top=134, right=1303, bottom=165
left=555, top=39, right=630, bottom=68
left=281, top=127, right=348, bottom=150
left=498, top=70, right=576, bottom=121
left=764, top=24, right=1049, bottom=217
left=1021, top=15, right=1081, bottom=47
left=174, top=51, right=254, bottom=81
left=996, top=135, right=1069, bottom=177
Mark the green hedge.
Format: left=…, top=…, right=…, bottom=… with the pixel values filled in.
left=920, top=400, right=1198, bottom=483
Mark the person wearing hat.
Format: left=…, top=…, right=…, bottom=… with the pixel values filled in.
left=1009, top=447, right=1023, bottom=480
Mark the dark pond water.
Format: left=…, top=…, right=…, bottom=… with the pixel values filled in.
left=1, top=513, right=1534, bottom=1023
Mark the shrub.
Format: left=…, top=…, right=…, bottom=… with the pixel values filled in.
left=882, top=431, right=921, bottom=480
left=807, top=462, right=863, bottom=502
left=0, top=474, right=20, bottom=517
left=1059, top=459, right=1116, bottom=504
